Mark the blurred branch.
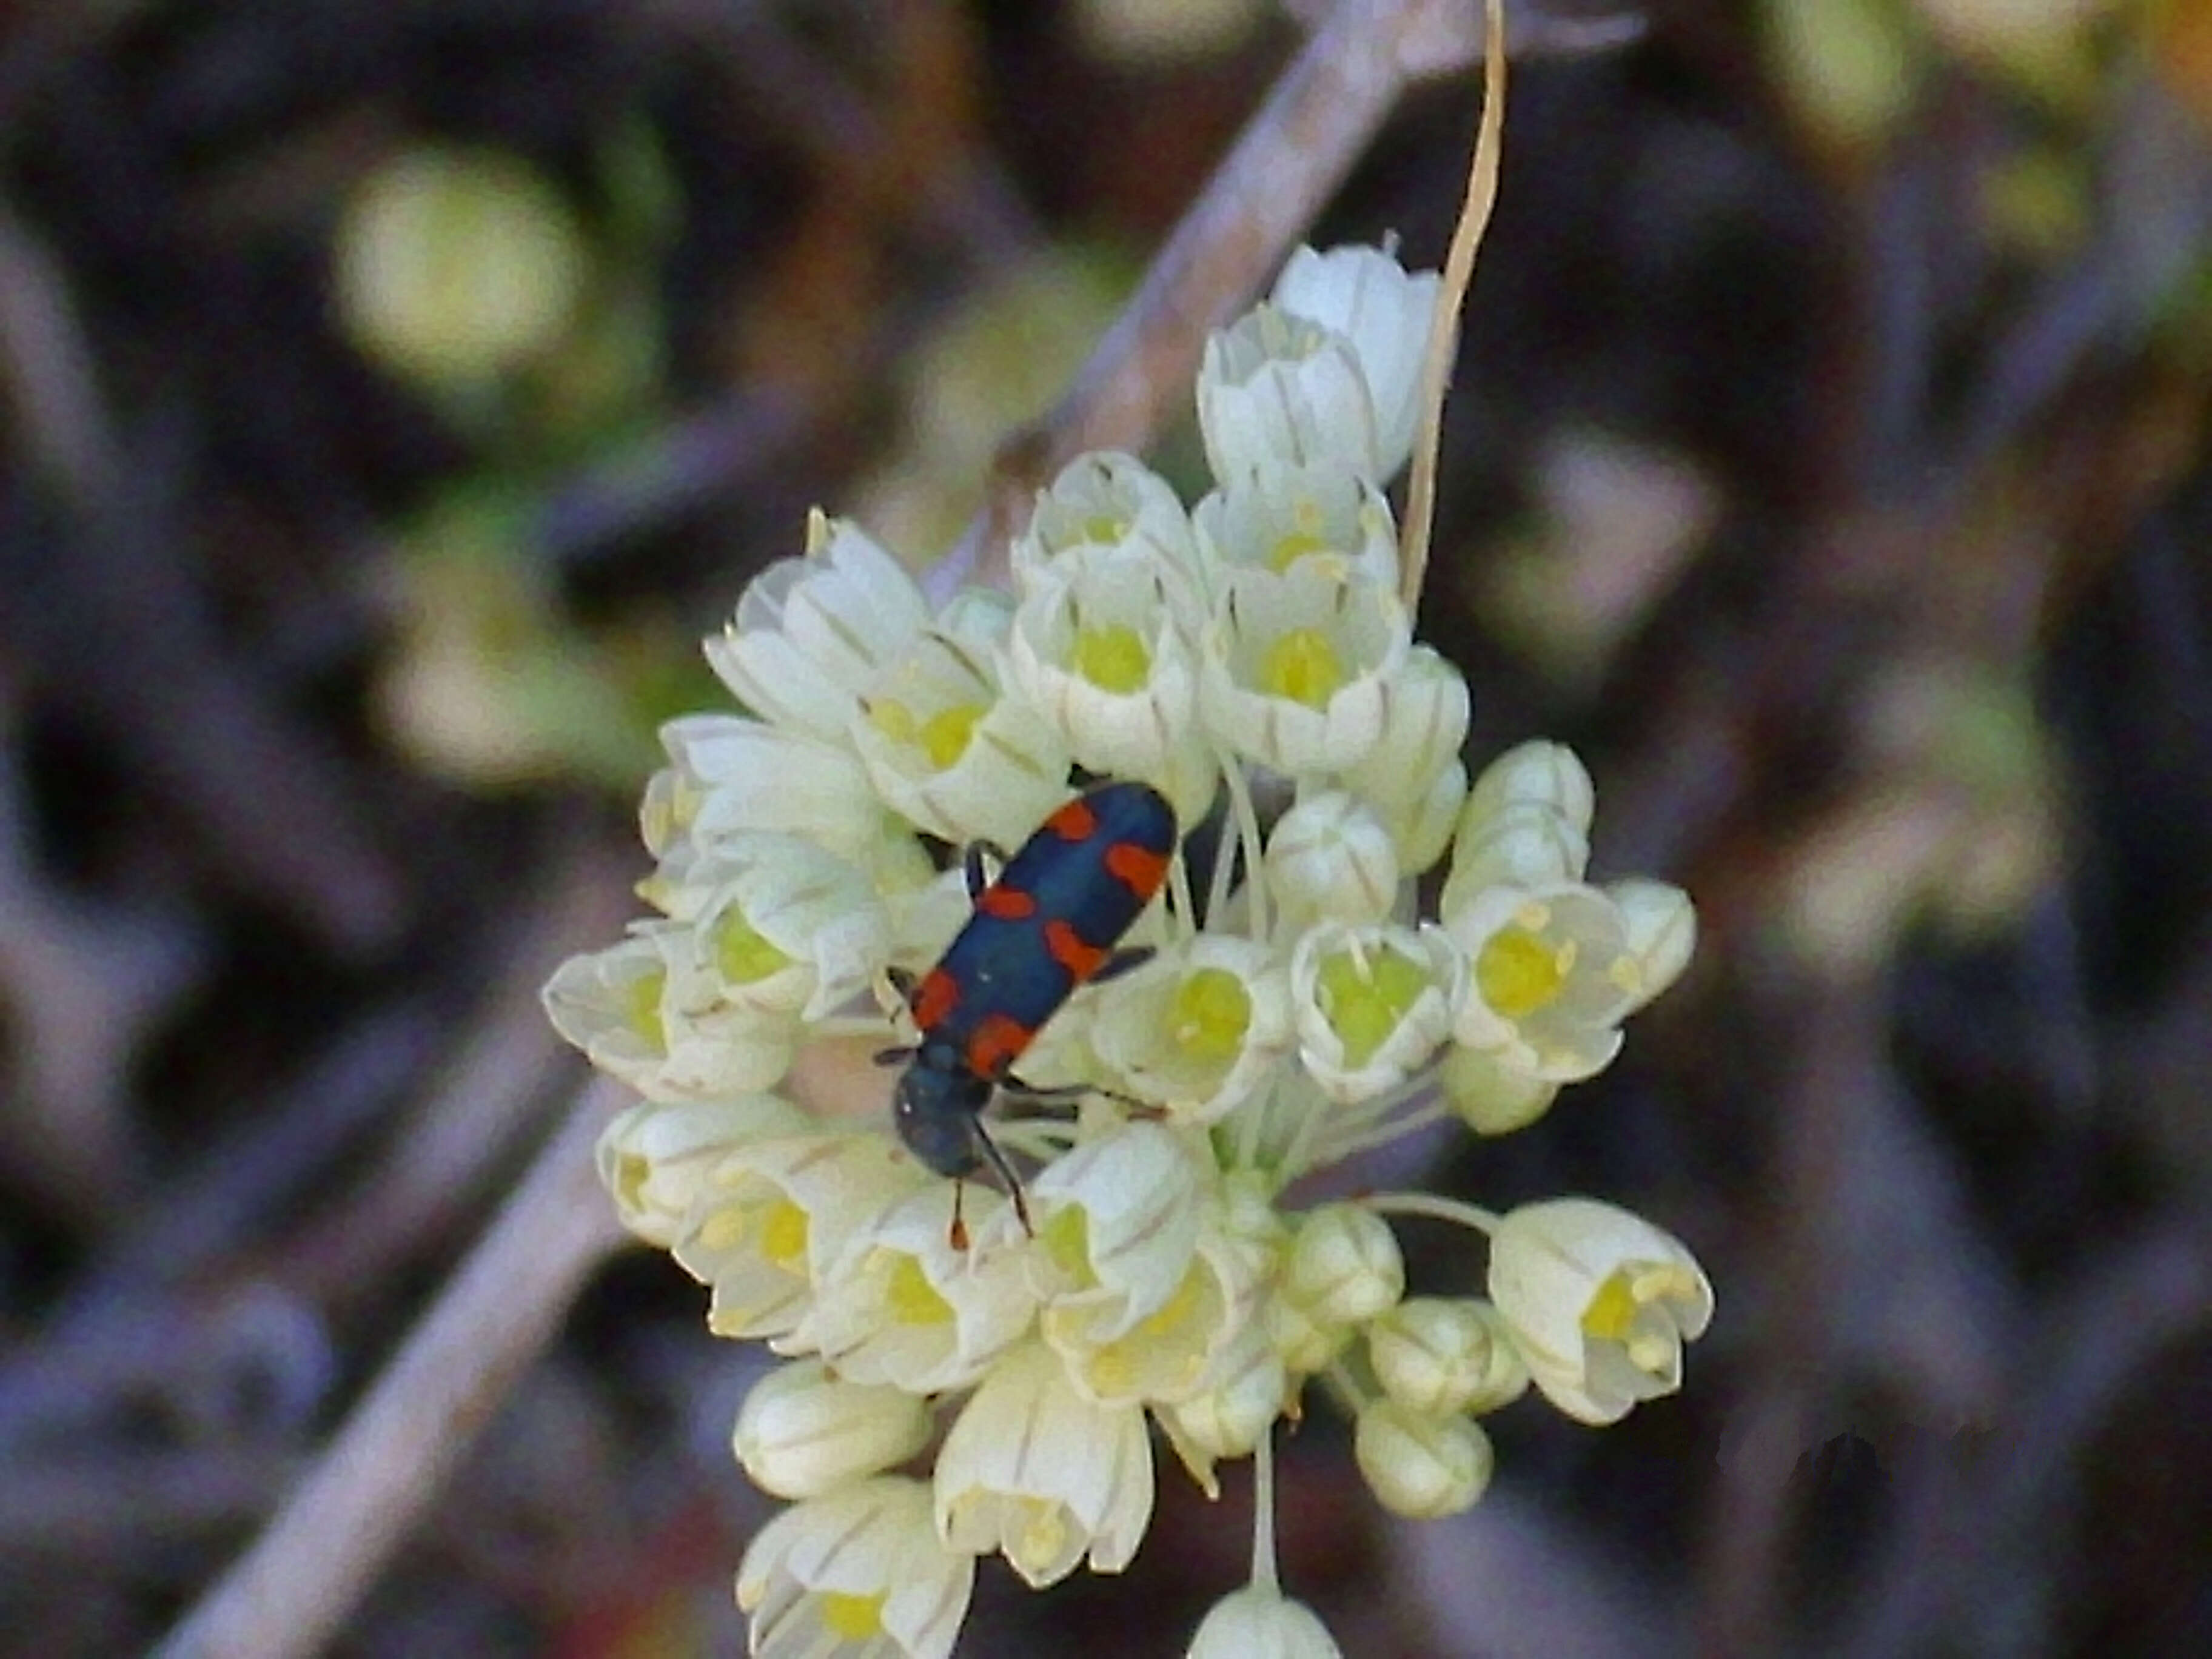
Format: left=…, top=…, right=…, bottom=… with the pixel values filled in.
left=0, top=206, right=409, bottom=953
left=937, top=0, right=1647, bottom=599
left=0, top=710, right=198, bottom=1222
left=152, top=1079, right=631, bottom=1659
left=935, top=0, right=1476, bottom=597
left=279, top=847, right=635, bottom=1312
left=0, top=1004, right=432, bottom=1460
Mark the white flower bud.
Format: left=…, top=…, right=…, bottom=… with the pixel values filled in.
left=1353, top=1399, right=1494, bottom=1520
left=733, top=1358, right=934, bottom=1500
left=1341, top=645, right=1472, bottom=869
left=1367, top=1297, right=1528, bottom=1416
left=705, top=511, right=930, bottom=745
left=1609, top=877, right=1698, bottom=1007
left=1264, top=792, right=1401, bottom=931
left=1438, top=1043, right=1560, bottom=1137
left=1487, top=1198, right=1714, bottom=1426
left=1264, top=1287, right=1351, bottom=1375
left=1187, top=1585, right=1344, bottom=1659
left=1368, top=756, right=1466, bottom=879
left=737, top=1477, right=972, bottom=1659
left=1282, top=1204, right=1404, bottom=1326
left=1463, top=739, right=1595, bottom=836
left=1441, top=802, right=1590, bottom=914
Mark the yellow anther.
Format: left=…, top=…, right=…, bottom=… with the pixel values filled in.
left=1259, top=627, right=1346, bottom=709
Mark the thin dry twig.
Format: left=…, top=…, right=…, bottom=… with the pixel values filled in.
left=150, top=1082, right=630, bottom=1659
left=279, top=848, right=637, bottom=1312
left=0, top=206, right=407, bottom=954
left=1399, top=0, right=1507, bottom=616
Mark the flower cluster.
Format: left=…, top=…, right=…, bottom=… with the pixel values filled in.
left=545, top=244, right=1712, bottom=1658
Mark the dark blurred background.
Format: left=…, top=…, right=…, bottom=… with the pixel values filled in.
left=4, top=1, right=2211, bottom=1654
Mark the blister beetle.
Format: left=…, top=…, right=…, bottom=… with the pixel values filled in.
left=880, top=780, right=1176, bottom=1243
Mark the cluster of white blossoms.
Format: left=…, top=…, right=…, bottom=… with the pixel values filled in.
left=545, top=243, right=1713, bottom=1658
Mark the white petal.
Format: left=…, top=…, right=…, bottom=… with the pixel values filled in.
left=737, top=1477, right=974, bottom=1659
left=706, top=511, right=931, bottom=743
left=1196, top=307, right=1382, bottom=483
left=1272, top=244, right=1441, bottom=481
left=934, top=1343, right=1156, bottom=1586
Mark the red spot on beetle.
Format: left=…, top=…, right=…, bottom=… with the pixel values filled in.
left=965, top=1013, right=1033, bottom=1078
left=1044, top=919, right=1109, bottom=979
left=979, top=885, right=1037, bottom=920
left=1046, top=797, right=1099, bottom=841
left=1104, top=840, right=1170, bottom=898
left=912, top=967, right=960, bottom=1029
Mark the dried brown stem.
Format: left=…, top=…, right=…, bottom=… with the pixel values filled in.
left=151, top=1083, right=629, bottom=1659
left=1400, top=0, right=1507, bottom=617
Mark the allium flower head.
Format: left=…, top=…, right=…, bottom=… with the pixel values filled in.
left=545, top=240, right=1711, bottom=1659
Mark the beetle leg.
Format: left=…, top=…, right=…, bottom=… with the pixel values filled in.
left=1090, top=945, right=1156, bottom=985
left=999, top=1073, right=1162, bottom=1125
left=876, top=966, right=923, bottom=1036
left=997, top=1074, right=1091, bottom=1107
left=873, top=1044, right=916, bottom=1068
left=968, top=1118, right=1034, bottom=1236
left=961, top=839, right=1010, bottom=900
left=1084, top=1083, right=1162, bottom=1118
